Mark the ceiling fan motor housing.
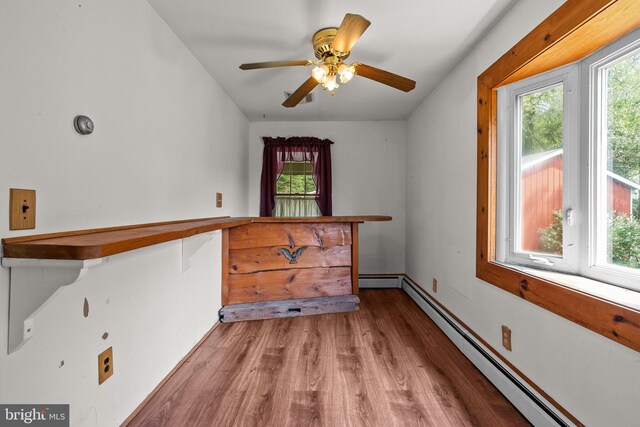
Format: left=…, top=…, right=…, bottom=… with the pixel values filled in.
left=312, top=28, right=350, bottom=60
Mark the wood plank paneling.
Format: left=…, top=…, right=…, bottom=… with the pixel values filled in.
left=227, top=267, right=351, bottom=304
left=125, top=290, right=530, bottom=427
left=229, top=223, right=351, bottom=250
left=229, top=245, right=351, bottom=274
left=521, top=155, right=563, bottom=252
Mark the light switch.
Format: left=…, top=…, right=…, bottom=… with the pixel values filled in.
left=216, top=192, right=222, bottom=208
left=10, top=189, right=36, bottom=230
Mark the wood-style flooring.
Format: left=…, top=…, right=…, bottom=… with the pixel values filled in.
left=126, top=289, right=530, bottom=426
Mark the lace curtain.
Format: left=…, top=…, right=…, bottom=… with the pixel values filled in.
left=273, top=196, right=322, bottom=217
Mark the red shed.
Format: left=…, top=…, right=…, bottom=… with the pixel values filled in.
left=521, top=149, right=639, bottom=253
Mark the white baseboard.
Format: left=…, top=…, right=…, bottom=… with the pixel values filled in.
left=401, top=279, right=575, bottom=427
left=358, top=275, right=402, bottom=289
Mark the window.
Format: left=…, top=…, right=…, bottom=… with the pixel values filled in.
left=477, top=0, right=640, bottom=354
left=497, top=28, right=640, bottom=292
left=259, top=136, right=333, bottom=217
left=276, top=161, right=317, bottom=195
left=274, top=161, right=321, bottom=217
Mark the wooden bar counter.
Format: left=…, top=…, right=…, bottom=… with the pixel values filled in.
left=1, top=215, right=391, bottom=323
left=219, top=216, right=391, bottom=322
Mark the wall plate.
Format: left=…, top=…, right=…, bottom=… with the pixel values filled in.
left=98, top=346, right=114, bottom=384
left=9, top=189, right=36, bottom=230
left=502, top=325, right=512, bottom=351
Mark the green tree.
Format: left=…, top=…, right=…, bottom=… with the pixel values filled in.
left=538, top=209, right=563, bottom=255
left=608, top=212, right=640, bottom=268
left=607, top=52, right=640, bottom=184
left=539, top=211, right=640, bottom=268
left=521, top=85, right=564, bottom=155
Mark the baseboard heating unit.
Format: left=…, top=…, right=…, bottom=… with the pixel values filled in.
left=400, top=278, right=576, bottom=427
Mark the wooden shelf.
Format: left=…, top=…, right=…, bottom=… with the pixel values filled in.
left=2, top=217, right=253, bottom=260
left=2, top=216, right=390, bottom=260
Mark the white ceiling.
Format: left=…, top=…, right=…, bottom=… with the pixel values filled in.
left=148, top=0, right=516, bottom=122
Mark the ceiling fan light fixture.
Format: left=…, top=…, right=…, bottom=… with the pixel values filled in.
left=312, top=64, right=329, bottom=82
left=338, top=63, right=355, bottom=83
left=323, top=74, right=339, bottom=92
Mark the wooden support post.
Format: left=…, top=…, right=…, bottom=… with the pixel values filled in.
left=221, top=229, right=229, bottom=306
left=351, top=222, right=359, bottom=295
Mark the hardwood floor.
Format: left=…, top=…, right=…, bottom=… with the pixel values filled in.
left=126, top=289, right=530, bottom=426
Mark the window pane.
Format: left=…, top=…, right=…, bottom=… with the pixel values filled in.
left=306, top=176, right=317, bottom=193
left=276, top=173, right=289, bottom=194
left=604, top=51, right=640, bottom=270
left=518, top=84, right=564, bottom=255
left=277, top=161, right=316, bottom=195
left=289, top=175, right=305, bottom=193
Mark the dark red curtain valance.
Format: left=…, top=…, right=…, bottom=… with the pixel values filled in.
left=259, top=136, right=333, bottom=217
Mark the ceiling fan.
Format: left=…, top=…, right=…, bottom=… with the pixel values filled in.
left=239, top=13, right=416, bottom=108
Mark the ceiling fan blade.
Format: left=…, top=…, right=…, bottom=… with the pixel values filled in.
left=355, top=64, right=416, bottom=92
left=283, top=77, right=319, bottom=108
left=331, top=13, right=371, bottom=53
left=239, top=60, right=312, bottom=70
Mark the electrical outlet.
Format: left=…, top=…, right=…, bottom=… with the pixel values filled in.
left=501, top=325, right=512, bottom=351
left=98, top=346, right=113, bottom=384
left=216, top=192, right=222, bottom=208
left=9, top=188, right=36, bottom=230
left=432, top=278, right=438, bottom=293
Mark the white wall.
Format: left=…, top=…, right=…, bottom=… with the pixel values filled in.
left=0, top=1, right=248, bottom=426
left=406, top=1, right=640, bottom=426
left=248, top=121, right=405, bottom=274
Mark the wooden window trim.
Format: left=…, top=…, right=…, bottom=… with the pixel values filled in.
left=477, top=0, right=640, bottom=353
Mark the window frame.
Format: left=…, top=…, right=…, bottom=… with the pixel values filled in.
left=497, top=64, right=580, bottom=273
left=476, top=0, right=640, bottom=354
left=581, top=27, right=640, bottom=290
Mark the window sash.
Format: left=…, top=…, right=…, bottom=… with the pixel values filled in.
left=581, top=27, right=640, bottom=292
left=497, top=64, right=580, bottom=274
